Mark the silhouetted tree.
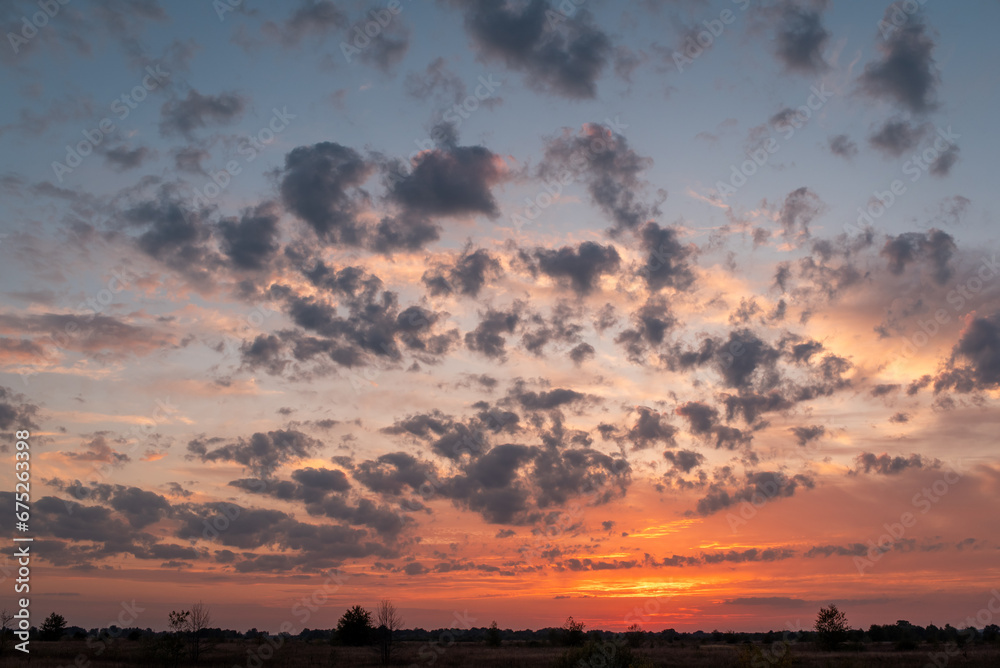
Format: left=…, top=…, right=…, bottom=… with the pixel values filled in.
left=815, top=604, right=848, bottom=650
left=486, top=621, right=502, bottom=647
left=0, top=609, right=13, bottom=655
left=185, top=602, right=212, bottom=662
left=375, top=599, right=402, bottom=665
left=40, top=612, right=67, bottom=641
left=336, top=605, right=373, bottom=646
left=564, top=616, right=586, bottom=647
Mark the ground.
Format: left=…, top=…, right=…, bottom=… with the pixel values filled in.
left=3, top=639, right=999, bottom=667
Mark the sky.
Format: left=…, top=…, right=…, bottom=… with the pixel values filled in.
left=1, top=0, right=999, bottom=635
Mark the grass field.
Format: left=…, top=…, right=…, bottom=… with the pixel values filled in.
left=3, top=638, right=999, bottom=667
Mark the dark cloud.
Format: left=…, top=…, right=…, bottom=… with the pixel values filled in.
left=694, top=470, right=814, bottom=516
left=527, top=241, right=621, bottom=296
left=614, top=298, right=676, bottom=364
left=568, top=342, right=595, bottom=365
left=869, top=118, right=928, bottom=157
left=386, top=127, right=508, bottom=220
left=422, top=246, right=503, bottom=297
left=664, top=449, right=704, bottom=473
left=929, top=144, right=960, bottom=177
left=770, top=0, right=829, bottom=73
left=512, top=387, right=587, bottom=411
left=777, top=187, right=825, bottom=239
left=538, top=123, right=659, bottom=233
left=465, top=305, right=521, bottom=360
left=219, top=202, right=281, bottom=270
left=454, top=0, right=611, bottom=99
left=0, top=386, right=41, bottom=431
left=187, top=429, right=324, bottom=478
left=871, top=383, right=901, bottom=397
left=828, top=134, right=858, bottom=158
left=354, top=452, right=437, bottom=496
left=637, top=222, right=695, bottom=291
left=103, top=144, right=156, bottom=171
left=279, top=142, right=374, bottom=245
left=859, top=9, right=939, bottom=113
left=790, top=425, right=825, bottom=446
left=676, top=401, right=749, bottom=450
left=851, top=452, right=935, bottom=475
left=123, top=195, right=224, bottom=288
left=624, top=406, right=678, bottom=450
left=261, top=1, right=347, bottom=46
left=159, top=90, right=247, bottom=137
left=935, top=312, right=1000, bottom=392
left=881, top=229, right=955, bottom=284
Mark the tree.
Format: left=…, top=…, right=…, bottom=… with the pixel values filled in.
left=564, top=616, right=586, bottom=647
left=815, top=604, right=848, bottom=650
left=336, top=606, right=373, bottom=646
left=186, top=602, right=212, bottom=662
left=40, top=612, right=67, bottom=641
left=486, top=621, right=502, bottom=647
left=0, top=609, right=14, bottom=655
left=375, top=599, right=403, bottom=665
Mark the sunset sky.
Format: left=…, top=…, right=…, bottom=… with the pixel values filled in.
left=1, top=0, right=999, bottom=635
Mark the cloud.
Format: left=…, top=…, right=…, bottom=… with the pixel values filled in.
left=851, top=452, right=936, bottom=475
left=422, top=246, right=503, bottom=297
left=880, top=229, right=956, bottom=284
left=777, top=187, right=825, bottom=239
left=869, top=118, right=928, bottom=157
left=454, top=0, right=611, bottom=99
left=0, top=386, right=41, bottom=431
left=770, top=0, right=830, bottom=73
left=159, top=90, right=247, bottom=137
left=676, top=401, right=749, bottom=450
left=123, top=195, right=224, bottom=288
left=664, top=449, right=704, bottom=473
left=637, top=222, right=695, bottom=291
left=386, top=127, right=508, bottom=220
left=790, top=425, right=825, bottom=446
left=858, top=9, right=939, bottom=113
left=405, top=57, right=467, bottom=106
left=828, top=134, right=858, bottom=158
left=693, top=470, right=814, bottom=516
left=527, top=241, right=621, bottom=296
left=625, top=406, right=677, bottom=450
left=218, top=202, right=282, bottom=271
left=261, top=1, right=347, bottom=47
left=279, top=142, right=374, bottom=245
left=935, top=312, right=1000, bottom=392
left=103, top=144, right=156, bottom=171
left=187, top=429, right=325, bottom=478
left=538, top=123, right=659, bottom=232
left=465, top=305, right=522, bottom=360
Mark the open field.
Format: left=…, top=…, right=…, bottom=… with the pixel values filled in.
left=4, top=639, right=1000, bottom=667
